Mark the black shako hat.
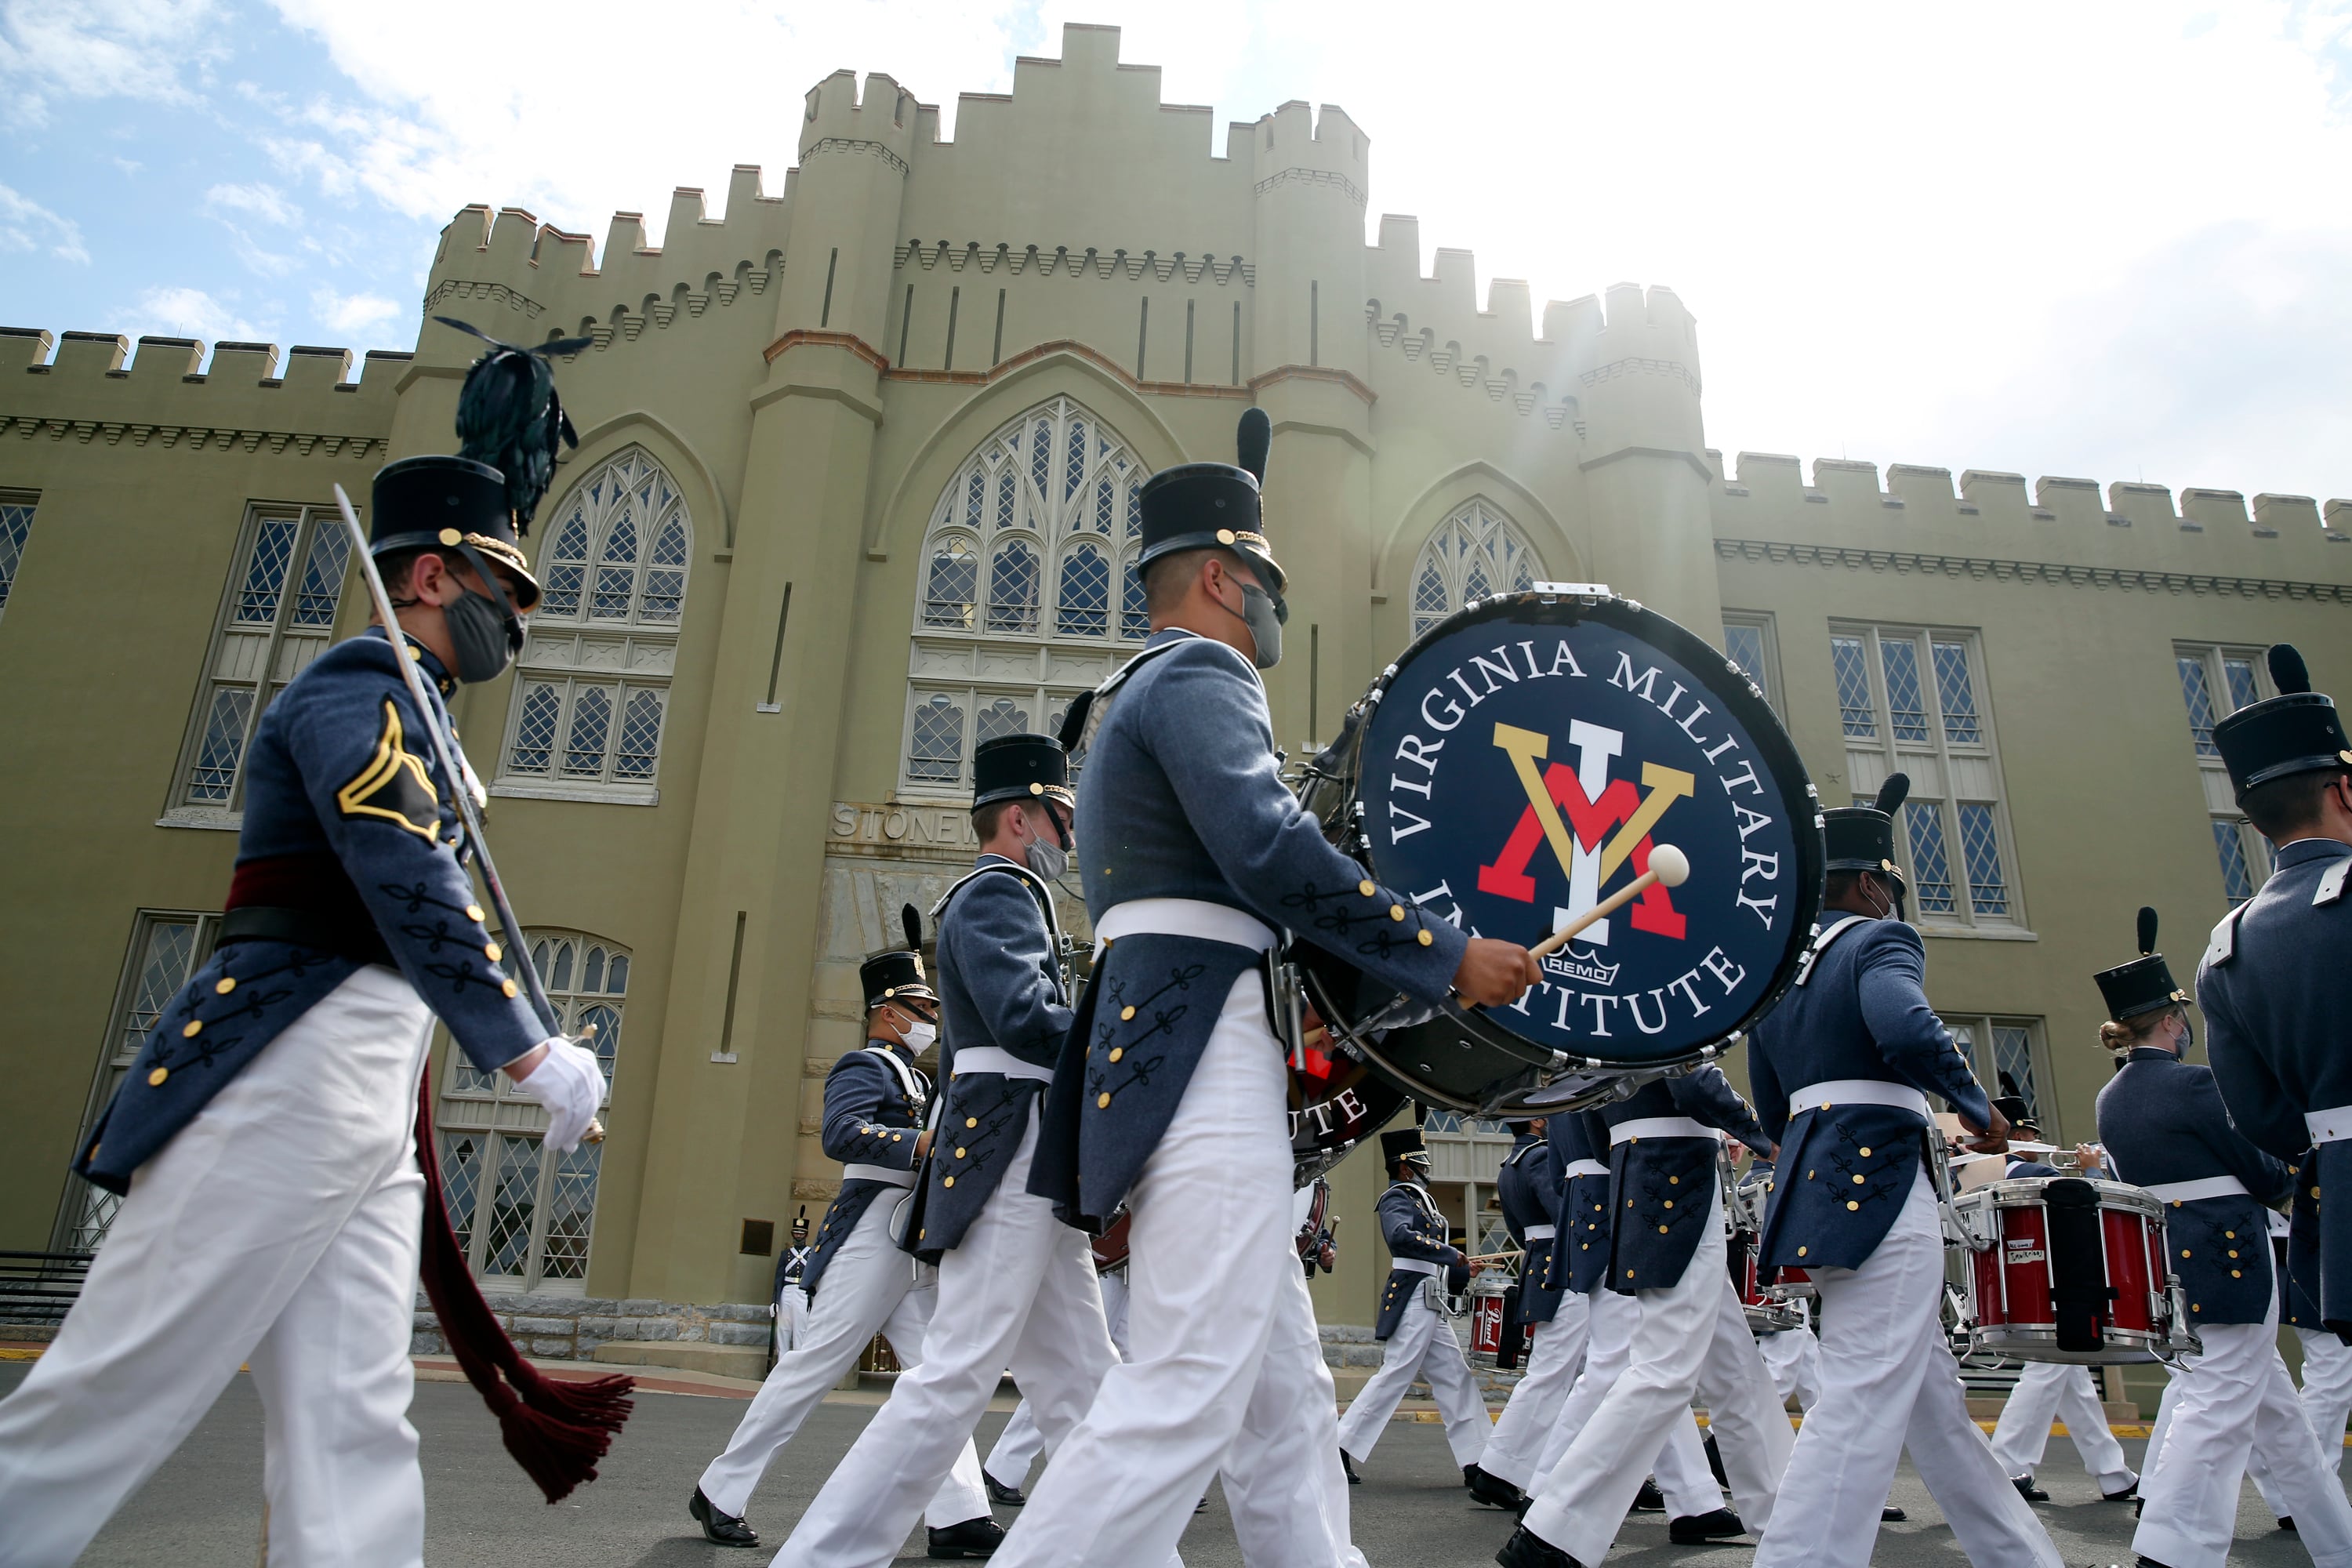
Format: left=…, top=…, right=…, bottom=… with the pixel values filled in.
left=973, top=732, right=1074, bottom=813
left=1823, top=773, right=1911, bottom=891
left=1381, top=1127, right=1430, bottom=1168
left=1136, top=406, right=1287, bottom=601
left=2214, top=644, right=2351, bottom=800
left=368, top=455, right=543, bottom=610
left=2095, top=906, right=2189, bottom=1023
left=859, top=904, right=936, bottom=1012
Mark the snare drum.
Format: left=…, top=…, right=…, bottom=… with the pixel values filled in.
left=1464, top=1275, right=1512, bottom=1368
left=1948, top=1177, right=2185, bottom=1363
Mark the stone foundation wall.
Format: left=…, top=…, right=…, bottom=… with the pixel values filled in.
left=408, top=1293, right=772, bottom=1360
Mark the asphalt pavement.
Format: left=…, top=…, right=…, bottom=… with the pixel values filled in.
left=5, top=1361, right=2326, bottom=1566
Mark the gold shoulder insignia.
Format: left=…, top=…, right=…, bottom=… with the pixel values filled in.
left=336, top=699, right=441, bottom=841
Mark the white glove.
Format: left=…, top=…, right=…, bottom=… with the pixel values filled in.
left=514, top=1036, right=604, bottom=1152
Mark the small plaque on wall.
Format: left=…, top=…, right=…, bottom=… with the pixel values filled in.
left=740, top=1218, right=775, bottom=1257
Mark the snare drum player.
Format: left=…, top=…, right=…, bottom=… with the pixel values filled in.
left=1499, top=1061, right=1791, bottom=1566
left=996, top=409, right=1541, bottom=1567
left=1474, top=1116, right=1576, bottom=1510
left=1737, top=777, right=2062, bottom=1568
left=688, top=927, right=997, bottom=1555
left=782, top=735, right=1138, bottom=1568
left=0, top=448, right=610, bottom=1566
left=1337, top=1126, right=1491, bottom=1483
left=2100, top=904, right=2352, bottom=1568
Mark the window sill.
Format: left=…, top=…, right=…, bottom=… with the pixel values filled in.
left=489, top=781, right=660, bottom=808
left=1917, top=923, right=2037, bottom=942
left=157, top=808, right=241, bottom=832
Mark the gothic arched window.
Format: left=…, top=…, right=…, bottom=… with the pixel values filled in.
left=903, top=397, right=1147, bottom=793
left=498, top=447, right=691, bottom=803
left=1409, top=501, right=1544, bottom=639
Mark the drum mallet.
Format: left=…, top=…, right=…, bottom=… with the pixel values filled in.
left=1530, top=844, right=1690, bottom=960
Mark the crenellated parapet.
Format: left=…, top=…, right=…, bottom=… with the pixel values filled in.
left=0, top=328, right=401, bottom=457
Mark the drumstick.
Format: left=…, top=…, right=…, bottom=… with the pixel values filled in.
left=1464, top=1250, right=1525, bottom=1265
left=1530, top=844, right=1690, bottom=960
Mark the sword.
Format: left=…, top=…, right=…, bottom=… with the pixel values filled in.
left=332, top=484, right=604, bottom=1142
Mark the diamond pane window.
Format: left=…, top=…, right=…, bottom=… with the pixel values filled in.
left=0, top=494, right=34, bottom=619
left=441, top=1134, right=485, bottom=1254
left=2214, top=819, right=2256, bottom=903
left=1833, top=637, right=1876, bottom=739
left=235, top=517, right=299, bottom=624
left=533, top=448, right=692, bottom=628
left=642, top=517, right=689, bottom=624
left=592, top=512, right=637, bottom=619
left=1056, top=546, right=1111, bottom=637
left=1958, top=802, right=2008, bottom=917
left=2179, top=644, right=2277, bottom=898
left=187, top=688, right=256, bottom=803
left=482, top=1139, right=542, bottom=1275
left=1881, top=637, right=1929, bottom=743
left=1065, top=419, right=1088, bottom=501
left=964, top=470, right=985, bottom=528
left=1127, top=484, right=1142, bottom=539
left=909, top=694, right=965, bottom=782
left=1905, top=800, right=1957, bottom=916
left=925, top=540, right=979, bottom=630
left=1992, top=1025, right=2039, bottom=1121
left=2223, top=656, right=2261, bottom=715
left=977, top=696, right=1029, bottom=745
left=1121, top=559, right=1149, bottom=640
left=1031, top=419, right=1052, bottom=499
left=987, top=543, right=1040, bottom=633
left=540, top=1145, right=601, bottom=1280
left=615, top=691, right=665, bottom=780
left=542, top=513, right=591, bottom=619
left=2178, top=655, right=2220, bottom=756
left=562, top=687, right=612, bottom=777
left=1933, top=641, right=1980, bottom=744
left=1724, top=624, right=1766, bottom=688
left=506, top=684, right=561, bottom=774
left=1095, top=476, right=1116, bottom=532
left=290, top=524, right=350, bottom=629
left=1407, top=501, right=1547, bottom=637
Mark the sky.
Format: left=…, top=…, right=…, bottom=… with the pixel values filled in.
left=5, top=0, right=2352, bottom=504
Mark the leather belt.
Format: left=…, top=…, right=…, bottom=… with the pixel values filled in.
left=2309, top=1105, right=2352, bottom=1144
left=1523, top=1225, right=1557, bottom=1240
left=1389, top=1258, right=1443, bottom=1276
left=840, top=1163, right=917, bottom=1189
left=1095, top=898, right=1277, bottom=954
left=218, top=905, right=393, bottom=968
left=1561, top=1159, right=1609, bottom=1179
left=950, top=1046, right=1054, bottom=1083
left=2144, top=1174, right=2251, bottom=1203
left=1610, top=1116, right=1713, bottom=1144
left=1788, top=1079, right=1930, bottom=1119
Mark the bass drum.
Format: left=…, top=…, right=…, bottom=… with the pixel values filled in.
left=1294, top=588, right=1823, bottom=1116
left=1290, top=1021, right=1409, bottom=1185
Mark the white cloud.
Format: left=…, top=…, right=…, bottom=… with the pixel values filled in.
left=0, top=0, right=225, bottom=127
left=0, top=181, right=89, bottom=263
left=310, top=286, right=401, bottom=336
left=129, top=285, right=276, bottom=343
left=205, top=181, right=301, bottom=226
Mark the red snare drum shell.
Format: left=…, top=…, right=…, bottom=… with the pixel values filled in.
left=1994, top=1203, right=2054, bottom=1329
left=1472, top=1293, right=1506, bottom=1356
left=2103, top=1207, right=2159, bottom=1335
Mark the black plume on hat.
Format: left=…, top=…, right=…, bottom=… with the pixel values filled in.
left=1874, top=773, right=1910, bottom=816
left=2095, top=904, right=2186, bottom=1022
left=1236, top=406, right=1271, bottom=483
left=902, top=903, right=923, bottom=956
left=2273, top=643, right=2313, bottom=696
left=436, top=317, right=592, bottom=533
left=2137, top=906, right=2158, bottom=956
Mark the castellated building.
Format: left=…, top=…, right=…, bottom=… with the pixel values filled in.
left=3, top=24, right=2347, bottom=1382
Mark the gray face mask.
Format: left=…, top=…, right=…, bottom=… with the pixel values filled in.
left=1025, top=838, right=1069, bottom=881
left=445, top=588, right=521, bottom=684
left=1239, top=583, right=1283, bottom=670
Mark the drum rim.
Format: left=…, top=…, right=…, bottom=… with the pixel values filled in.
left=1357, top=589, right=1827, bottom=1070
left=1968, top=1177, right=2167, bottom=1218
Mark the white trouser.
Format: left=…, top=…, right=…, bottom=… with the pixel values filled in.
left=1530, top=1283, right=1719, bottom=1515
left=986, top=1269, right=1130, bottom=1490
left=1523, top=1189, right=1794, bottom=1563
left=1988, top=1360, right=2135, bottom=1493
left=1218, top=1261, right=1368, bottom=1568
left=776, top=1285, right=808, bottom=1355
left=1758, top=1312, right=1822, bottom=1411
left=0, top=965, right=433, bottom=1568
left=1335, top=1290, right=1490, bottom=1468
left=2134, top=1310, right=2352, bottom=1568
left=2303, top=1327, right=2352, bottom=1476
left=779, top=1114, right=1130, bottom=1567
left=991, top=971, right=1294, bottom=1568
left=698, top=1197, right=986, bottom=1526
left=2145, top=1366, right=2292, bottom=1519
left=1753, top=1169, right=2060, bottom=1568
left=1481, top=1295, right=1592, bottom=1491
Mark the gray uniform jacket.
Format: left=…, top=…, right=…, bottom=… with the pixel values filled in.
left=2201, top=837, right=2352, bottom=1335
left=801, top=1040, right=929, bottom=1300
left=1497, top=1133, right=1563, bottom=1324
left=907, top=855, right=1072, bottom=1259
left=1599, top=1069, right=1769, bottom=1294
left=1029, top=631, right=1469, bottom=1229
left=1548, top=1110, right=1615, bottom=1297
left=1374, top=1178, right=1468, bottom=1340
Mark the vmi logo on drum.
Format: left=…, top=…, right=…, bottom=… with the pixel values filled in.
left=1360, top=604, right=1818, bottom=1066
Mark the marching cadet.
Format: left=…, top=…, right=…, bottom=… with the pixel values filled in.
left=1335, top=1127, right=1491, bottom=1483
left=0, top=445, right=612, bottom=1566
left=1737, top=777, right=2060, bottom=1568
left=1472, top=1117, right=1572, bottom=1511
left=1983, top=1134, right=2139, bottom=1505
left=781, top=735, right=1142, bottom=1568
left=772, top=1209, right=814, bottom=1361
left=689, top=921, right=997, bottom=1555
left=993, top=408, right=1540, bottom=1567
left=1498, top=1069, right=1790, bottom=1567
left=2096, top=906, right=2352, bottom=1568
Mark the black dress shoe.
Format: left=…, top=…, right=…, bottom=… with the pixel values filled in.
left=1632, top=1477, right=1667, bottom=1512
left=1496, top=1525, right=1589, bottom=1568
left=1466, top=1465, right=1525, bottom=1511
left=1881, top=1506, right=1907, bottom=1522
left=688, top=1488, right=759, bottom=1548
left=2138, top=1557, right=2179, bottom=1568
left=1341, top=1448, right=1362, bottom=1485
left=2012, top=1475, right=2049, bottom=1503
left=2103, top=1480, right=2140, bottom=1503
left=927, top=1516, right=1007, bottom=1559
left=2280, top=1516, right=2299, bottom=1533
left=984, top=1475, right=1027, bottom=1506
left=1669, top=1508, right=1746, bottom=1543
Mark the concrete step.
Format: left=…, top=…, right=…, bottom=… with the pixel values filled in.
left=591, top=1341, right=770, bottom=1379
